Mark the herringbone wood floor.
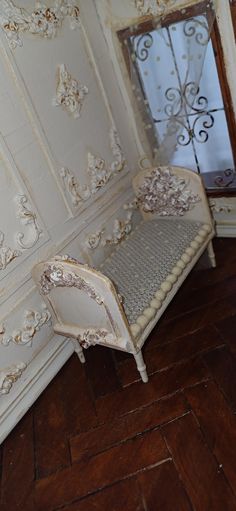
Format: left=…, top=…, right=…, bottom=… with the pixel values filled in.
left=2, top=238, right=236, bottom=510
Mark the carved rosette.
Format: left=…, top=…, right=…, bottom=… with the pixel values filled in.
left=53, top=64, right=88, bottom=119
left=109, top=127, right=125, bottom=173
left=1, top=305, right=51, bottom=347
left=134, top=0, right=177, bottom=16
left=0, top=231, right=21, bottom=270
left=40, top=264, right=103, bottom=304
left=77, top=329, right=114, bottom=349
left=15, top=195, right=42, bottom=250
left=0, top=362, right=27, bottom=396
left=0, top=1, right=81, bottom=49
left=136, top=167, right=200, bottom=216
left=85, top=229, right=105, bottom=250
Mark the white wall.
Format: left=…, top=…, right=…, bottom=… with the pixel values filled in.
left=0, top=0, right=140, bottom=443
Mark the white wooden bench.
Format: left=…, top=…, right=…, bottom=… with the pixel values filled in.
left=32, top=165, right=215, bottom=383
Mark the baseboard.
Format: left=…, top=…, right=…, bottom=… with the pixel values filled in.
left=0, top=335, right=74, bottom=444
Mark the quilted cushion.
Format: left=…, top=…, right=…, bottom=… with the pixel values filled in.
left=101, top=218, right=203, bottom=324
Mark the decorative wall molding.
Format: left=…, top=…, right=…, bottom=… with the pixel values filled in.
left=15, top=195, right=42, bottom=250
left=134, top=0, right=177, bottom=17
left=85, top=200, right=137, bottom=250
left=209, top=198, right=233, bottom=214
left=0, top=1, right=80, bottom=49
left=84, top=229, right=105, bottom=250
left=60, top=126, right=126, bottom=208
left=104, top=211, right=133, bottom=245
left=60, top=167, right=90, bottom=206
left=0, top=362, right=27, bottom=396
left=53, top=64, right=88, bottom=119
left=0, top=305, right=51, bottom=347
left=0, top=231, right=21, bottom=270
left=77, top=328, right=114, bottom=349
left=109, top=127, right=125, bottom=173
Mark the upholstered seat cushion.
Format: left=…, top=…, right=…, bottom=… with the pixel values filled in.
left=101, top=218, right=204, bottom=325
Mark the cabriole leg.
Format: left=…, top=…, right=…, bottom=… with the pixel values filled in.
left=207, top=240, right=216, bottom=268
left=134, top=351, right=148, bottom=383
left=72, top=340, right=86, bottom=364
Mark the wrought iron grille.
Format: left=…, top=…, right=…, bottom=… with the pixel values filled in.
left=129, top=14, right=235, bottom=187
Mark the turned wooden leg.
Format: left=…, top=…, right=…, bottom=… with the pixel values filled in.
left=207, top=240, right=216, bottom=268
left=72, top=340, right=86, bottom=364
left=134, top=351, right=148, bottom=383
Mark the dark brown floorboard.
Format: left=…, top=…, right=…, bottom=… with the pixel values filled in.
left=2, top=238, right=236, bottom=511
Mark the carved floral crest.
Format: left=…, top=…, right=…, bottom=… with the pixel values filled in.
left=0, top=1, right=80, bottom=49
left=40, top=264, right=103, bottom=304
left=0, top=231, right=21, bottom=270
left=53, top=64, right=88, bottom=119
left=136, top=166, right=200, bottom=216
left=1, top=305, right=51, bottom=347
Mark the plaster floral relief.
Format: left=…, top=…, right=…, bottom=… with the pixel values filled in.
left=53, top=64, right=88, bottom=119
left=0, top=231, right=21, bottom=270
left=60, top=126, right=126, bottom=208
left=15, top=194, right=42, bottom=250
left=0, top=304, right=51, bottom=347
left=0, top=362, right=27, bottom=396
left=134, top=0, right=177, bottom=17
left=0, top=1, right=80, bottom=49
left=136, top=166, right=200, bottom=216
left=85, top=200, right=137, bottom=250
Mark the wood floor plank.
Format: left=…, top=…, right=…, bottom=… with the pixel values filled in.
left=34, top=365, right=72, bottom=479
left=147, top=296, right=236, bottom=348
left=85, top=345, right=121, bottom=398
left=70, top=392, right=188, bottom=463
left=55, top=478, right=144, bottom=511
left=1, top=412, right=35, bottom=511
left=165, top=276, right=236, bottom=322
left=118, top=326, right=223, bottom=386
left=204, top=346, right=236, bottom=412
left=162, top=412, right=236, bottom=511
left=185, top=380, right=236, bottom=496
left=138, top=461, right=193, bottom=511
left=35, top=428, right=169, bottom=511
left=96, top=357, right=209, bottom=423
left=214, top=314, right=236, bottom=353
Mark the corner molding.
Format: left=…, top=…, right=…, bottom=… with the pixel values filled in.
left=0, top=362, right=27, bottom=396
left=53, top=64, right=88, bottom=119
left=15, top=195, right=42, bottom=250
left=0, top=231, right=21, bottom=270
left=0, top=1, right=81, bottom=49
left=59, top=126, right=127, bottom=208
left=1, top=305, right=51, bottom=347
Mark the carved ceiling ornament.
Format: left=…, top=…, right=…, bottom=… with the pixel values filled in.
left=15, top=195, right=42, bottom=250
left=0, top=231, right=21, bottom=270
left=60, top=126, right=126, bottom=208
left=53, top=64, right=88, bottom=119
left=1, top=304, right=51, bottom=347
left=136, top=166, right=200, bottom=216
left=0, top=1, right=80, bottom=49
left=0, top=362, right=27, bottom=396
left=134, top=0, right=177, bottom=17
left=40, top=263, right=103, bottom=304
